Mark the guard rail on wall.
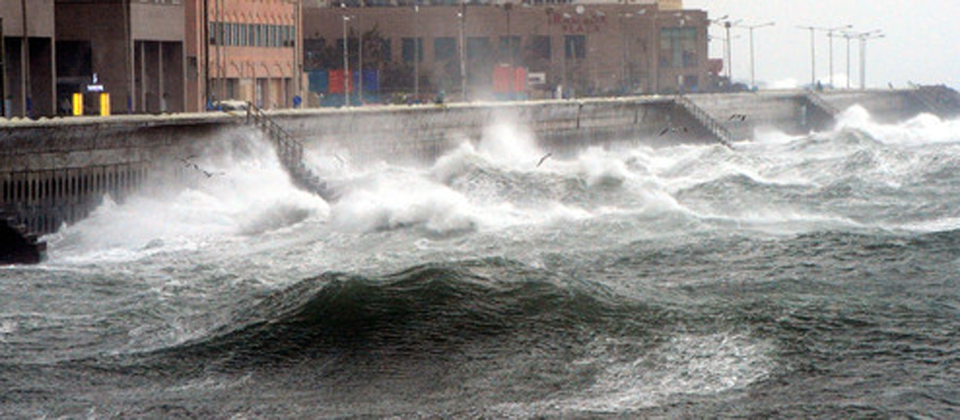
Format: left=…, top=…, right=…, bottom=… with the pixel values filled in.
left=674, top=96, right=733, bottom=147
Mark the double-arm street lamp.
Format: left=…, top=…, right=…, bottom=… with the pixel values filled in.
left=857, top=30, right=884, bottom=90
left=736, top=21, right=774, bottom=89
left=797, top=24, right=851, bottom=88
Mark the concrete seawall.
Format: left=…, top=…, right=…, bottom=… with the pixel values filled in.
left=1, top=88, right=956, bottom=248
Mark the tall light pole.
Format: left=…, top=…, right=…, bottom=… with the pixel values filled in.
left=458, top=2, right=466, bottom=101
left=797, top=26, right=818, bottom=87
left=342, top=13, right=351, bottom=106
left=737, top=21, right=774, bottom=90
left=619, top=11, right=634, bottom=94
left=826, top=24, right=852, bottom=88
left=560, top=13, right=571, bottom=98
left=20, top=0, right=29, bottom=116
left=710, top=16, right=733, bottom=85
left=858, top=30, right=884, bottom=90
left=829, top=31, right=853, bottom=89
left=358, top=0, right=364, bottom=104
left=414, top=4, right=420, bottom=101
left=845, top=32, right=854, bottom=89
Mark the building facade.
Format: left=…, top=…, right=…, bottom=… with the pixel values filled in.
left=303, top=2, right=708, bottom=100
left=0, top=0, right=56, bottom=118
left=56, top=0, right=186, bottom=115
left=185, top=0, right=302, bottom=112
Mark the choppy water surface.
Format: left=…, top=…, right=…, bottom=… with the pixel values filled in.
left=2, top=107, right=959, bottom=418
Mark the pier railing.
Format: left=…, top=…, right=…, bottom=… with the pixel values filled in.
left=674, top=96, right=733, bottom=147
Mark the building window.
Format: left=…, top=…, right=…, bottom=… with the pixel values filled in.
left=467, top=37, right=490, bottom=62
left=402, top=38, right=423, bottom=63
left=564, top=35, right=586, bottom=59
left=530, top=35, right=551, bottom=60
left=434, top=37, right=455, bottom=62
left=380, top=39, right=392, bottom=62
left=498, top=35, right=520, bottom=64
left=660, top=27, right=697, bottom=68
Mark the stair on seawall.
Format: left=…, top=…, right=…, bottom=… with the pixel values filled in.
left=0, top=212, right=46, bottom=265
left=674, top=96, right=733, bottom=147
left=244, top=103, right=336, bottom=202
left=804, top=91, right=841, bottom=117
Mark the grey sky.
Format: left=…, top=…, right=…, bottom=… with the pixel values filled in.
left=684, top=0, right=960, bottom=89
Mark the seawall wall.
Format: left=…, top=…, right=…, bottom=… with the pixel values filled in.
left=0, top=89, right=950, bottom=238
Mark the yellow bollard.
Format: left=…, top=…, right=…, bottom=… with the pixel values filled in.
left=100, top=93, right=110, bottom=116
left=72, top=93, right=83, bottom=116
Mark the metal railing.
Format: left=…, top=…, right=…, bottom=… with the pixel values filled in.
left=675, top=96, right=733, bottom=147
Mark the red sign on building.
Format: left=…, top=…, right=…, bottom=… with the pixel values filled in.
left=492, top=66, right=527, bottom=94
left=328, top=70, right=353, bottom=94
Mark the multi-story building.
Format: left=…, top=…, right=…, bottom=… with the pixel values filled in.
left=185, top=0, right=303, bottom=112
left=55, top=0, right=186, bottom=114
left=303, top=1, right=708, bottom=100
left=1, top=1, right=56, bottom=117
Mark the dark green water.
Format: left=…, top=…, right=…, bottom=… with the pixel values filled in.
left=2, top=108, right=959, bottom=418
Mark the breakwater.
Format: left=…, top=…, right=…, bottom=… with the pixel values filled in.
left=1, top=87, right=957, bottom=261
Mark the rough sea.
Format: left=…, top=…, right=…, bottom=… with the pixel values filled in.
left=2, top=106, right=959, bottom=418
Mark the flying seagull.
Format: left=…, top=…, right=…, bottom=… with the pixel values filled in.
left=728, top=114, right=747, bottom=121
left=536, top=153, right=553, bottom=168
left=659, top=126, right=689, bottom=136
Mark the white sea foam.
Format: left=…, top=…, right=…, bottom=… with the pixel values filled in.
left=837, top=105, right=960, bottom=146
left=45, top=135, right=327, bottom=262
left=569, top=333, right=772, bottom=412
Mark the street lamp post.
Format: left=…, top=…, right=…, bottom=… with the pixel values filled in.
left=414, top=4, right=420, bottom=101
left=358, top=0, right=364, bottom=104
left=797, top=26, right=818, bottom=87
left=845, top=33, right=853, bottom=89
left=858, top=30, right=884, bottom=90
left=826, top=25, right=852, bottom=88
left=342, top=14, right=350, bottom=106
left=710, top=16, right=734, bottom=86
left=738, top=21, right=774, bottom=90
left=458, top=3, right=467, bottom=101
left=560, top=13, right=571, bottom=98
left=619, top=11, right=633, bottom=94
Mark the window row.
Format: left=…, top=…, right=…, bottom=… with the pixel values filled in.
left=326, top=35, right=587, bottom=63
left=210, top=22, right=296, bottom=48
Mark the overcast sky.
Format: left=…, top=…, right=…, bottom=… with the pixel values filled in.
left=683, top=0, right=960, bottom=89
